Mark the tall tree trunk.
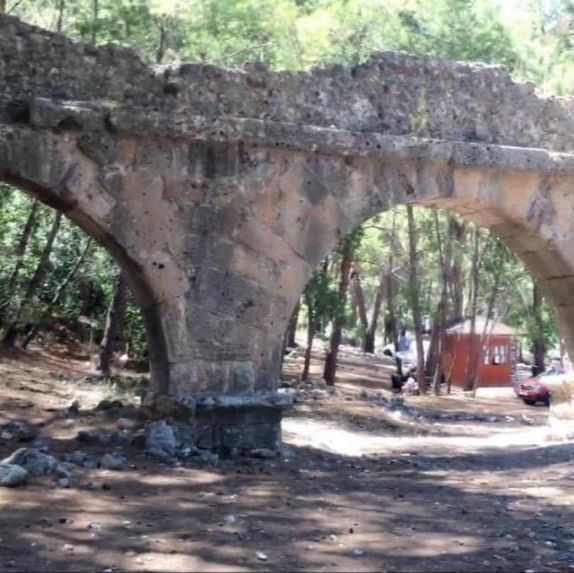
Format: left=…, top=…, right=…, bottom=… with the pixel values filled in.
left=352, top=266, right=369, bottom=350
left=323, top=244, right=354, bottom=386
left=91, top=0, right=99, bottom=44
left=364, top=267, right=386, bottom=354
left=532, top=280, right=546, bottom=375
left=464, top=228, right=481, bottom=391
left=449, top=218, right=466, bottom=322
left=431, top=295, right=447, bottom=394
left=431, top=211, right=452, bottom=395
left=286, top=301, right=300, bottom=348
left=0, top=0, right=6, bottom=14
left=156, top=16, right=167, bottom=64
left=349, top=279, right=359, bottom=331
left=2, top=212, right=62, bottom=348
left=97, top=272, right=128, bottom=376
left=0, top=200, right=40, bottom=327
left=22, top=237, right=93, bottom=349
left=302, top=294, right=315, bottom=381
left=425, top=313, right=440, bottom=377
left=406, top=206, right=425, bottom=391
left=56, top=0, right=66, bottom=33
left=386, top=211, right=398, bottom=348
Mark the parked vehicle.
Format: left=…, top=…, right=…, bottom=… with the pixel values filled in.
left=515, top=359, right=564, bottom=406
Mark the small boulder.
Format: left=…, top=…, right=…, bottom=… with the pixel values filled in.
left=196, top=449, right=219, bottom=465
left=117, top=418, right=138, bottom=431
left=56, top=477, right=71, bottom=488
left=110, top=430, right=134, bottom=447
left=3, top=448, right=58, bottom=476
left=99, top=453, right=128, bottom=471
left=1, top=420, right=38, bottom=443
left=250, top=448, right=277, bottom=460
left=65, top=399, right=80, bottom=416
left=64, top=450, right=95, bottom=468
left=145, top=421, right=176, bottom=461
left=95, top=399, right=124, bottom=412
left=0, top=463, right=28, bottom=487
left=76, top=430, right=98, bottom=445
left=311, top=389, right=329, bottom=400
left=55, top=463, right=76, bottom=487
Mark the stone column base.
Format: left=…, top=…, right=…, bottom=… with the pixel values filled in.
left=144, top=391, right=294, bottom=457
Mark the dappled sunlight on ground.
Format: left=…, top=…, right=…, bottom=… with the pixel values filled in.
left=0, top=347, right=572, bottom=571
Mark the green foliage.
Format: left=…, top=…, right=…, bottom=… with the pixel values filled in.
left=397, top=0, right=518, bottom=67
left=303, top=261, right=339, bottom=335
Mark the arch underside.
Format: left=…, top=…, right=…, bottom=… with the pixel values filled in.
left=0, top=127, right=172, bottom=394
left=266, top=149, right=574, bottom=370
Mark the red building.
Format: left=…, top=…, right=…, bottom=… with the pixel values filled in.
left=441, top=317, right=515, bottom=388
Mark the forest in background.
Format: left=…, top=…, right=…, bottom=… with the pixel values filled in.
left=0, top=0, right=570, bottom=387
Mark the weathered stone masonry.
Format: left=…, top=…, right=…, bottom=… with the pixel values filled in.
left=2, top=14, right=574, bottom=451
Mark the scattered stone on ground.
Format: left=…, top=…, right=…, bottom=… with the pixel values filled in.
left=255, top=551, right=268, bottom=561
left=0, top=420, right=38, bottom=442
left=0, top=346, right=567, bottom=572
left=117, top=417, right=139, bottom=430
left=0, top=463, right=28, bottom=487
left=2, top=448, right=58, bottom=476
left=99, top=452, right=128, bottom=471
left=95, top=399, right=124, bottom=413
left=64, top=450, right=96, bottom=469
left=145, top=420, right=176, bottom=461
left=250, top=448, right=278, bottom=460
left=65, top=399, right=80, bottom=416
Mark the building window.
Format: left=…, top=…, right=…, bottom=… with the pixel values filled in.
left=491, top=345, right=507, bottom=365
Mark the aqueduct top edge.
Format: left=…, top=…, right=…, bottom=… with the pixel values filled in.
left=2, top=13, right=574, bottom=156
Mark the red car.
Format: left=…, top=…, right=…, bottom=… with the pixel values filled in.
left=515, top=362, right=564, bottom=406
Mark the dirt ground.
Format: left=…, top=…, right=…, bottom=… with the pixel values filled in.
left=0, top=345, right=573, bottom=573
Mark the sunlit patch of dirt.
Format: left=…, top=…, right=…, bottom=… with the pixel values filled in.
left=0, top=345, right=571, bottom=572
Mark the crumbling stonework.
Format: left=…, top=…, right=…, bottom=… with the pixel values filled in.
left=2, top=14, right=574, bottom=451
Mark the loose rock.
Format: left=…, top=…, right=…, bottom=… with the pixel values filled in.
left=250, top=448, right=277, bottom=460
left=95, top=399, right=124, bottom=412
left=117, top=418, right=138, bottom=431
left=1, top=420, right=38, bottom=443
left=255, top=551, right=268, bottom=561
left=99, top=453, right=128, bottom=471
left=145, top=421, right=176, bottom=461
left=66, top=400, right=80, bottom=416
left=2, top=448, right=58, bottom=476
left=64, top=450, right=96, bottom=468
left=0, top=463, right=28, bottom=487
left=56, top=477, right=70, bottom=488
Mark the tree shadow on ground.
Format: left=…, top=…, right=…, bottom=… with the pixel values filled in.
left=0, top=439, right=572, bottom=573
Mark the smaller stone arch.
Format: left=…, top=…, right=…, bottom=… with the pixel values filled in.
left=0, top=122, right=171, bottom=393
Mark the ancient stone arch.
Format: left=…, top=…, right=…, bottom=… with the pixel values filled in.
left=2, top=14, right=574, bottom=452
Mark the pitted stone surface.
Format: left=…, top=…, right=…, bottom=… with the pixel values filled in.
left=3, top=14, right=574, bottom=450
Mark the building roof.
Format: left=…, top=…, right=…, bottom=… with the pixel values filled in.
left=445, top=316, right=515, bottom=336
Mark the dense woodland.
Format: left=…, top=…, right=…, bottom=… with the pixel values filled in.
left=0, top=0, right=571, bottom=388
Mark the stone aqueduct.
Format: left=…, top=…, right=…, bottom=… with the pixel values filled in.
left=2, top=14, right=574, bottom=451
